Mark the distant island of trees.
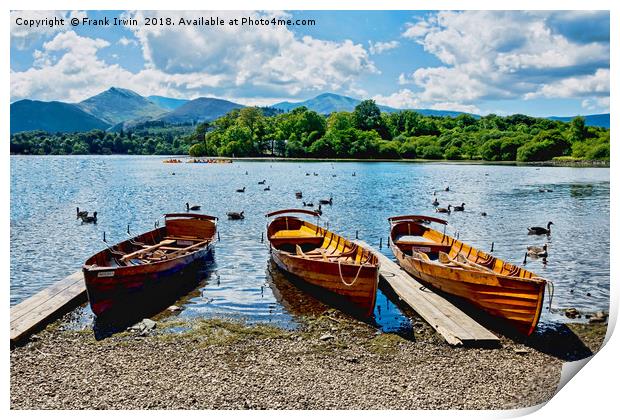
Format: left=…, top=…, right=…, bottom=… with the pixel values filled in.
left=10, top=100, right=610, bottom=162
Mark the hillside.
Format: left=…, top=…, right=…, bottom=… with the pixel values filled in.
left=147, top=95, right=189, bottom=111
left=78, top=87, right=166, bottom=125
left=10, top=100, right=110, bottom=134
left=548, top=113, right=610, bottom=128
left=272, top=92, right=468, bottom=117
left=158, top=97, right=245, bottom=124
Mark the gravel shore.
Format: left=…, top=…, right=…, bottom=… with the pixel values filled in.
left=10, top=311, right=606, bottom=410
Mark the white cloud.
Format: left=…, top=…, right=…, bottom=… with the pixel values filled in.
left=398, top=11, right=609, bottom=112
left=397, top=73, right=409, bottom=85
left=582, top=97, right=609, bottom=112
left=122, top=10, right=376, bottom=98
left=373, top=89, right=421, bottom=109
left=11, top=10, right=86, bottom=50
left=117, top=37, right=137, bottom=47
left=10, top=31, right=226, bottom=102
left=11, top=10, right=379, bottom=103
left=525, top=69, right=609, bottom=99
left=369, top=40, right=399, bottom=55
left=373, top=88, right=480, bottom=114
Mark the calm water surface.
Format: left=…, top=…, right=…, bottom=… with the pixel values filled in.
left=10, top=156, right=610, bottom=332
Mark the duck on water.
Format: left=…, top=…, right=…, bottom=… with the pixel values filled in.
left=186, top=203, right=201, bottom=211
left=527, top=244, right=548, bottom=258
left=227, top=211, right=245, bottom=220
left=528, top=222, right=553, bottom=235
left=436, top=205, right=451, bottom=214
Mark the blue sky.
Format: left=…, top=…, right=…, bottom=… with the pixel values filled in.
left=10, top=10, right=610, bottom=116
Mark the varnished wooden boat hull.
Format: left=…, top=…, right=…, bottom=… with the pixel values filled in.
left=389, top=216, right=546, bottom=335
left=267, top=210, right=379, bottom=317
left=270, top=248, right=379, bottom=316
left=83, top=214, right=217, bottom=319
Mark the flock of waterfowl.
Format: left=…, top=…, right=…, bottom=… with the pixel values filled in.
left=78, top=169, right=555, bottom=267
left=428, top=186, right=554, bottom=264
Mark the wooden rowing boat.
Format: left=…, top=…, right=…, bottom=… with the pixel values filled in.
left=83, top=213, right=217, bottom=319
left=266, top=209, right=380, bottom=317
left=388, top=215, right=547, bottom=335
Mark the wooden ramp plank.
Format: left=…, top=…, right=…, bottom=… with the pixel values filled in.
left=10, top=271, right=87, bottom=343
left=356, top=241, right=499, bottom=346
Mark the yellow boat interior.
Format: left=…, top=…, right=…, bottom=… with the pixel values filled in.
left=389, top=215, right=543, bottom=281
left=267, top=209, right=378, bottom=265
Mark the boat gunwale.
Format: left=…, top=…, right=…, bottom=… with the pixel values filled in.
left=267, top=215, right=380, bottom=269
left=83, top=214, right=218, bottom=273
left=388, top=216, right=546, bottom=285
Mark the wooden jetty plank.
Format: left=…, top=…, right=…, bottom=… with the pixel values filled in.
left=356, top=241, right=499, bottom=346
left=10, top=271, right=87, bottom=343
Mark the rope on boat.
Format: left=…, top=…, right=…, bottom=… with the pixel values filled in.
left=533, top=277, right=554, bottom=311
left=338, top=260, right=364, bottom=287
left=546, top=279, right=555, bottom=310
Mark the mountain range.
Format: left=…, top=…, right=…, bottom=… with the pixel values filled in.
left=9, top=88, right=611, bottom=134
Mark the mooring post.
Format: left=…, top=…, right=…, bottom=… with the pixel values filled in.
left=217, top=231, right=221, bottom=242
left=127, top=224, right=130, bottom=235
left=261, top=232, right=264, bottom=243
left=379, top=237, right=383, bottom=249
left=523, top=252, right=528, bottom=265
left=490, top=242, right=494, bottom=252
left=103, top=231, right=106, bottom=242
left=355, top=230, right=359, bottom=239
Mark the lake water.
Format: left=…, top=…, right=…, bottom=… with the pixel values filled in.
left=10, top=156, right=610, bottom=332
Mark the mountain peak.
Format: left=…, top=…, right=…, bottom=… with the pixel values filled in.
left=78, top=87, right=165, bottom=125
left=102, top=87, right=142, bottom=98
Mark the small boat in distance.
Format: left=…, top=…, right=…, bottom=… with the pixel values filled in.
left=83, top=213, right=218, bottom=319
left=266, top=209, right=379, bottom=317
left=388, top=215, right=547, bottom=336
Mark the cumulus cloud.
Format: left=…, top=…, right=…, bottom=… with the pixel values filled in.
left=372, top=89, right=480, bottom=113
left=11, top=10, right=86, bottom=50
left=369, top=40, right=399, bottom=55
left=582, top=97, right=609, bottom=112
left=525, top=68, right=609, bottom=100
left=11, top=11, right=377, bottom=103
left=117, top=36, right=137, bottom=47
left=397, top=10, right=609, bottom=112
left=10, top=31, right=225, bottom=102
left=122, top=10, right=376, bottom=98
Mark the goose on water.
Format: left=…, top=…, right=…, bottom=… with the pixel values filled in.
left=186, top=203, right=201, bottom=211
left=258, top=180, right=266, bottom=185
left=436, top=204, right=452, bottom=214
left=302, top=201, right=314, bottom=207
left=236, top=187, right=246, bottom=193
left=81, top=212, right=97, bottom=224
left=318, top=196, right=333, bottom=205
left=432, top=198, right=439, bottom=206
left=528, top=222, right=553, bottom=235
left=264, top=186, right=271, bottom=191
left=227, top=211, right=244, bottom=220
left=76, top=207, right=88, bottom=219
left=527, top=244, right=548, bottom=258
left=453, top=203, right=465, bottom=211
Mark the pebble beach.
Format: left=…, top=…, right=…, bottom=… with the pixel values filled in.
left=10, top=310, right=607, bottom=410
